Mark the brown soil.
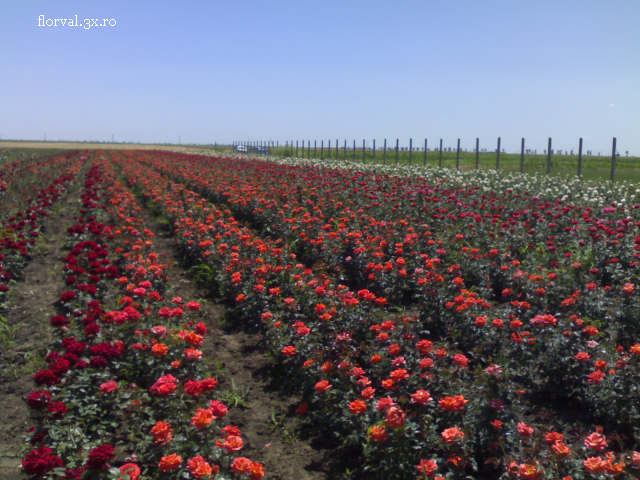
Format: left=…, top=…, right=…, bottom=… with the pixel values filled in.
left=0, top=172, right=85, bottom=479
left=136, top=207, right=332, bottom=480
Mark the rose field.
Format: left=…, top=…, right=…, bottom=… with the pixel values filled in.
left=2, top=148, right=640, bottom=480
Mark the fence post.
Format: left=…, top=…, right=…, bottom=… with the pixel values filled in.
left=439, top=139, right=443, bottom=167
left=319, top=140, right=322, bottom=159
left=496, top=137, right=501, bottom=170
left=456, top=139, right=460, bottom=169
left=336, top=139, right=338, bottom=160
left=409, top=138, right=413, bottom=166
left=577, top=137, right=583, bottom=178
left=475, top=138, right=479, bottom=170
left=610, top=137, right=617, bottom=182
left=383, top=139, right=387, bottom=165
left=296, top=141, right=298, bottom=157
left=328, top=140, right=331, bottom=159
left=363, top=139, right=366, bottom=163
left=373, top=139, right=376, bottom=163
left=395, top=139, right=399, bottom=165
left=423, top=139, right=427, bottom=166
left=344, top=139, right=347, bottom=160
left=520, top=138, right=525, bottom=173
left=353, top=140, right=356, bottom=161
left=547, top=138, right=552, bottom=175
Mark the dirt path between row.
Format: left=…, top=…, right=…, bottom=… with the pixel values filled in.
left=0, top=168, right=86, bottom=479
left=134, top=204, right=330, bottom=480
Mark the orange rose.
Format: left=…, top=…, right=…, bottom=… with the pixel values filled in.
left=158, top=453, right=182, bottom=472
left=231, top=457, right=253, bottom=474
left=151, top=343, right=168, bottom=357
left=584, top=432, right=607, bottom=452
left=441, top=427, right=465, bottom=444
left=368, top=425, right=388, bottom=442
left=184, top=332, right=204, bottom=347
left=438, top=395, right=468, bottom=412
left=150, top=421, right=172, bottom=444
left=186, top=455, right=217, bottom=479
left=184, top=348, right=203, bottom=361
left=551, top=442, right=571, bottom=459
left=384, top=407, right=405, bottom=429
left=518, top=460, right=542, bottom=480
left=191, top=408, right=213, bottom=430
left=416, top=459, right=437, bottom=477
left=583, top=456, right=606, bottom=474
left=222, top=435, right=243, bottom=452
left=348, top=399, right=367, bottom=414
left=411, top=390, right=433, bottom=405
left=314, top=380, right=331, bottom=393
left=249, top=461, right=265, bottom=479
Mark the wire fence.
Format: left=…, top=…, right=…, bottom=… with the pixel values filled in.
left=230, top=137, right=635, bottom=182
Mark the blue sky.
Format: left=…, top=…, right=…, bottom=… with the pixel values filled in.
left=1, top=1, right=638, bottom=155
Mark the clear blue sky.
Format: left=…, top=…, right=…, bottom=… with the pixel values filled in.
left=1, top=1, right=638, bottom=155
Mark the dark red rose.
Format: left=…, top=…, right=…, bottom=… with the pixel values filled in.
left=47, top=401, right=68, bottom=419
left=85, top=443, right=114, bottom=470
left=85, top=323, right=100, bottom=337
left=49, top=359, right=70, bottom=377
left=34, top=369, right=60, bottom=386
left=60, top=291, right=76, bottom=302
left=61, top=338, right=86, bottom=354
left=26, top=391, right=51, bottom=410
left=45, top=351, right=60, bottom=362
left=22, top=445, right=63, bottom=475
left=50, top=314, right=70, bottom=327
left=89, top=356, right=107, bottom=369
left=75, top=359, right=88, bottom=369
left=62, top=467, right=86, bottom=479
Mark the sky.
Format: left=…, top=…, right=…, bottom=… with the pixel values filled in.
left=1, top=1, right=639, bottom=155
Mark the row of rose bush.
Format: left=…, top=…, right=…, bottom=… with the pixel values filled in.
left=127, top=151, right=640, bottom=428
left=23, top=158, right=264, bottom=479
left=1, top=152, right=86, bottom=311
left=136, top=151, right=640, bottom=417
left=139, top=151, right=640, bottom=342
left=115, top=151, right=640, bottom=479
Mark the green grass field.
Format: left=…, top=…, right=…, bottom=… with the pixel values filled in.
left=266, top=145, right=640, bottom=183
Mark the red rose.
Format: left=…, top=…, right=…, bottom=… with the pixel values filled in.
left=34, top=369, right=60, bottom=386
left=85, top=443, right=115, bottom=470
left=26, top=391, right=51, bottom=410
left=99, top=381, right=118, bottom=394
left=119, top=463, right=140, bottom=480
left=22, top=445, right=63, bottom=476
left=46, top=401, right=68, bottom=419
